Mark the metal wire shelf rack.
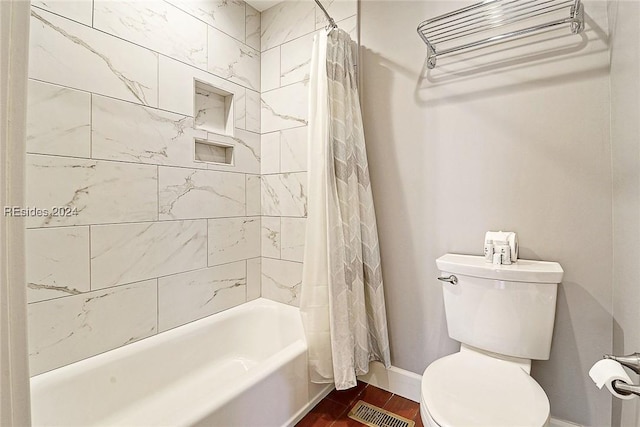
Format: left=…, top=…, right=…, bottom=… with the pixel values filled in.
left=417, top=0, right=585, bottom=69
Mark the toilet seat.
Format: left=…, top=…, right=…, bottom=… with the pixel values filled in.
left=421, top=350, right=550, bottom=427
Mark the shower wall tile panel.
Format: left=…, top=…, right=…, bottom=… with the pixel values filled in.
left=280, top=33, right=316, bottom=86
left=261, top=173, right=308, bottom=217
left=91, top=220, right=208, bottom=290
left=261, top=81, right=309, bottom=133
left=235, top=87, right=248, bottom=130
left=28, top=279, right=158, bottom=376
left=208, top=26, right=261, bottom=92
left=280, top=126, right=308, bottom=173
left=27, top=0, right=263, bottom=373
left=158, top=261, right=247, bottom=332
left=26, top=80, right=91, bottom=158
left=261, top=47, right=281, bottom=92
left=93, top=0, right=208, bottom=69
left=247, top=258, right=262, bottom=301
left=260, top=0, right=316, bottom=52
left=261, top=216, right=281, bottom=259
left=166, top=0, right=246, bottom=42
left=246, top=175, right=262, bottom=216
left=261, top=258, right=302, bottom=307
left=281, top=217, right=306, bottom=263
left=26, top=154, right=158, bottom=228
left=261, top=132, right=280, bottom=174
left=246, top=4, right=261, bottom=51
left=246, top=89, right=262, bottom=133
left=26, top=226, right=91, bottom=304
left=29, top=8, right=158, bottom=107
left=208, top=217, right=261, bottom=266
left=158, top=167, right=246, bottom=220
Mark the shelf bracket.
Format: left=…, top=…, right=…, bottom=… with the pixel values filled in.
left=571, top=0, right=585, bottom=34
left=426, top=42, right=437, bottom=70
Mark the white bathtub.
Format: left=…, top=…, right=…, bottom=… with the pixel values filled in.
left=30, top=298, right=332, bottom=427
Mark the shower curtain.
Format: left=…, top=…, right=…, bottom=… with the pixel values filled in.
left=300, top=28, right=391, bottom=390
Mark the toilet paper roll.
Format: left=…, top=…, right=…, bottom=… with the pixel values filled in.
left=485, top=231, right=518, bottom=262
left=589, top=359, right=635, bottom=400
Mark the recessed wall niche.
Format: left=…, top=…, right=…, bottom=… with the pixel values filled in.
left=193, top=80, right=234, bottom=136
left=194, top=138, right=234, bottom=165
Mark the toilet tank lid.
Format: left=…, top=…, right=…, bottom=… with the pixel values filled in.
left=436, top=254, right=564, bottom=283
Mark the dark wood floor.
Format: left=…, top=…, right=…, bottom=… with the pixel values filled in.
left=296, top=381, right=424, bottom=427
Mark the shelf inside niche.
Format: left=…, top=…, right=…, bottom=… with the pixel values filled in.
left=194, top=80, right=234, bottom=136
left=194, top=138, right=234, bottom=165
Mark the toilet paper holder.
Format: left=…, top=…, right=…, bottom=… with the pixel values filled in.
left=605, top=353, right=640, bottom=375
left=611, top=380, right=640, bottom=397
left=604, top=353, right=640, bottom=398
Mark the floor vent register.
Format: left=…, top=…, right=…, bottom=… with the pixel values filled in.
left=348, top=400, right=415, bottom=427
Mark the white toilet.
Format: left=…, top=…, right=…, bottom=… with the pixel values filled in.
left=421, top=254, right=564, bottom=427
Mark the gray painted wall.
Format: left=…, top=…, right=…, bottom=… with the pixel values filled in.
left=610, top=0, right=640, bottom=425
left=360, top=1, right=613, bottom=425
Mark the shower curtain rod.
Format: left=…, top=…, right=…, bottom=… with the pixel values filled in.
left=314, top=0, right=338, bottom=29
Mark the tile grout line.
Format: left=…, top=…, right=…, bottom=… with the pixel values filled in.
left=279, top=216, right=282, bottom=259
left=25, top=215, right=270, bottom=231
left=278, top=40, right=282, bottom=88
left=243, top=2, right=247, bottom=46
left=262, top=78, right=310, bottom=96
left=29, top=76, right=254, bottom=129
left=155, top=278, right=159, bottom=334
left=89, top=92, right=93, bottom=158
left=205, top=25, right=210, bottom=82
left=26, top=151, right=259, bottom=177
left=28, top=256, right=261, bottom=306
left=245, top=258, right=248, bottom=302
left=156, top=165, right=160, bottom=221
left=156, top=49, right=160, bottom=109
left=88, top=225, right=92, bottom=291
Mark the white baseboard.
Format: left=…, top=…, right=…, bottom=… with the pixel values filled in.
left=358, top=361, right=422, bottom=402
left=358, top=362, right=582, bottom=427
left=549, top=418, right=583, bottom=427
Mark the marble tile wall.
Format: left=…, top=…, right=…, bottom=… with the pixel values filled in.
left=26, top=0, right=359, bottom=374
left=26, top=0, right=261, bottom=375
left=259, top=0, right=358, bottom=307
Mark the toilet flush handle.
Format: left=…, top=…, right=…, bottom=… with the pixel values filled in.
left=437, top=275, right=458, bottom=285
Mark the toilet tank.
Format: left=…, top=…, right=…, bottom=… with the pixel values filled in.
left=436, top=254, right=564, bottom=360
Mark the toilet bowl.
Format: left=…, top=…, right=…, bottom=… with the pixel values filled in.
left=420, top=346, right=550, bottom=427
left=421, top=254, right=564, bottom=427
